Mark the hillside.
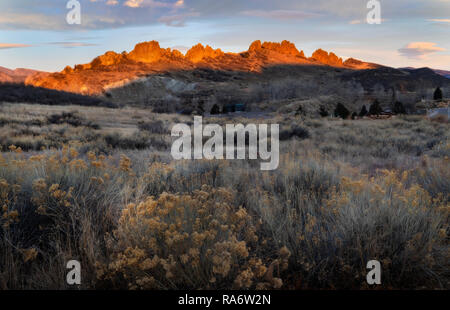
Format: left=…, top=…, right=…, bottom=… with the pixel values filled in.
left=400, top=67, right=450, bottom=79
left=433, top=69, right=450, bottom=79
left=0, top=83, right=114, bottom=107
left=18, top=40, right=450, bottom=115
left=0, top=66, right=43, bottom=83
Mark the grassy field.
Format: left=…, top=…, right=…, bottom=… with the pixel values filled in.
left=0, top=103, right=448, bottom=289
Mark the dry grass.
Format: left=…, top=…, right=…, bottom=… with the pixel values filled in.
left=0, top=103, right=448, bottom=289
left=0, top=103, right=179, bottom=152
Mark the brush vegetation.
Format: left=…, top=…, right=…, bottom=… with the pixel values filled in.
left=0, top=103, right=448, bottom=289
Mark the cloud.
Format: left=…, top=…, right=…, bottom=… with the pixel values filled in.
left=175, top=0, right=185, bottom=8
left=0, top=0, right=449, bottom=31
left=428, top=18, right=450, bottom=23
left=124, top=0, right=182, bottom=9
left=0, top=11, right=124, bottom=30
left=89, top=0, right=118, bottom=5
left=428, top=18, right=450, bottom=26
left=0, top=43, right=31, bottom=49
left=398, top=42, right=446, bottom=59
left=0, top=13, right=64, bottom=30
left=349, top=18, right=387, bottom=24
left=240, top=10, right=320, bottom=20
left=124, top=0, right=143, bottom=8
left=158, top=11, right=200, bottom=27
left=47, top=42, right=99, bottom=48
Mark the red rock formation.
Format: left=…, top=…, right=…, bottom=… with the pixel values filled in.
left=262, top=40, right=301, bottom=57
left=248, top=40, right=305, bottom=58
left=128, top=41, right=163, bottom=63
left=171, top=49, right=184, bottom=59
left=62, top=66, right=74, bottom=74
left=310, top=49, right=344, bottom=67
left=26, top=40, right=381, bottom=95
left=91, top=51, right=127, bottom=67
left=248, top=40, right=262, bottom=52
left=125, top=41, right=186, bottom=64
left=185, top=44, right=224, bottom=63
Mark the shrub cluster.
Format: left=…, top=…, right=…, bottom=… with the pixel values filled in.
left=0, top=145, right=448, bottom=289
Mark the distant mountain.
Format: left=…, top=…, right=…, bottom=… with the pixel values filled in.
left=346, top=67, right=449, bottom=93
left=433, top=69, right=450, bottom=79
left=0, top=66, right=44, bottom=83
left=400, top=67, right=450, bottom=79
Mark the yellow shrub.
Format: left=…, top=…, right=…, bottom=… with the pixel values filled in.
left=99, top=185, right=284, bottom=290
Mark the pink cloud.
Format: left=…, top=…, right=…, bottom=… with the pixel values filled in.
left=398, top=42, right=446, bottom=59
left=124, top=0, right=182, bottom=9
left=0, top=43, right=31, bottom=49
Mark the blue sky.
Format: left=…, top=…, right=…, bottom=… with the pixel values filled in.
left=1, top=0, right=449, bottom=71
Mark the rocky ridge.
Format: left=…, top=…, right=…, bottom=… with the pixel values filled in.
left=25, top=40, right=379, bottom=95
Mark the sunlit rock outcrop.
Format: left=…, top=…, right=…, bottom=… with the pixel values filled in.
left=310, top=49, right=344, bottom=67
left=185, top=44, right=224, bottom=63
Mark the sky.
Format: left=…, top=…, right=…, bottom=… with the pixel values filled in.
left=0, top=0, right=449, bottom=72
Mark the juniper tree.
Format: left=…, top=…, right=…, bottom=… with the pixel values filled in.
left=393, top=101, right=406, bottom=114
left=368, top=100, right=382, bottom=116
left=359, top=105, right=368, bottom=117
left=210, top=104, right=221, bottom=115
left=433, top=87, right=443, bottom=101
left=319, top=106, right=329, bottom=117
left=334, top=103, right=350, bottom=119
